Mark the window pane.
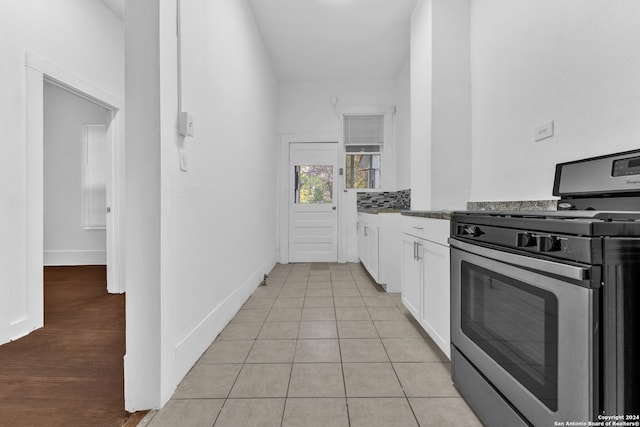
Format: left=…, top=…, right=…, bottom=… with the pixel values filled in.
left=345, top=154, right=381, bottom=189
left=295, top=165, right=333, bottom=204
left=81, top=124, right=107, bottom=229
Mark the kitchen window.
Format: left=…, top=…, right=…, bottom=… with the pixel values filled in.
left=344, top=114, right=383, bottom=189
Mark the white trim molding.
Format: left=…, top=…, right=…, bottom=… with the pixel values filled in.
left=278, top=133, right=342, bottom=264
left=26, top=52, right=123, bottom=110
left=44, top=250, right=107, bottom=266
left=172, top=257, right=276, bottom=403
left=26, top=51, right=126, bottom=294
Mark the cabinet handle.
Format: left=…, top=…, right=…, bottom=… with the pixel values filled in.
left=412, top=226, right=424, bottom=230
left=416, top=242, right=422, bottom=261
left=413, top=241, right=417, bottom=260
left=364, top=226, right=368, bottom=236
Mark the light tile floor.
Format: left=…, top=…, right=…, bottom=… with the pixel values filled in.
left=139, top=263, right=483, bottom=427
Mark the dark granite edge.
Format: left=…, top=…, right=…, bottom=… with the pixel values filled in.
left=358, top=208, right=403, bottom=214
left=466, top=199, right=558, bottom=211
left=387, top=200, right=558, bottom=220
left=400, top=210, right=453, bottom=220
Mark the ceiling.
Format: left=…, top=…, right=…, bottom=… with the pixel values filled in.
left=100, top=0, right=417, bottom=82
left=100, top=0, right=124, bottom=20
left=247, top=0, right=417, bottom=81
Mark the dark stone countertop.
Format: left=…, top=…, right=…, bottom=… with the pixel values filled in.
left=357, top=208, right=404, bottom=214
left=400, top=210, right=453, bottom=220
left=466, top=200, right=557, bottom=211
left=362, top=200, right=557, bottom=219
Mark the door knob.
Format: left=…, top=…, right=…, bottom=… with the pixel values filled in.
left=332, top=206, right=336, bottom=210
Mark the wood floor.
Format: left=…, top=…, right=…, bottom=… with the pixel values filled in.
left=0, top=266, right=131, bottom=427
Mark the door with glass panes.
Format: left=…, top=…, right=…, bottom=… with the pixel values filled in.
left=289, top=142, right=338, bottom=262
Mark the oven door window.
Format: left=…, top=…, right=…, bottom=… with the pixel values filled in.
left=461, top=261, right=559, bottom=411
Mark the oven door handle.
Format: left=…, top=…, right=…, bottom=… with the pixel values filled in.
left=449, top=238, right=591, bottom=281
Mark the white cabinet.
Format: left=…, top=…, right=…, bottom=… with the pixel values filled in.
left=357, top=219, right=380, bottom=283
left=420, top=239, right=450, bottom=358
left=357, top=212, right=402, bottom=292
left=366, top=225, right=380, bottom=281
left=401, top=217, right=451, bottom=359
left=401, top=234, right=421, bottom=319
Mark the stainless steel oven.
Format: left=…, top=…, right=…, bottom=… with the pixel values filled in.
left=450, top=150, right=640, bottom=427
left=451, top=239, right=598, bottom=426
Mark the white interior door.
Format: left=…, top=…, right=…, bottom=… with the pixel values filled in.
left=289, top=142, right=339, bottom=263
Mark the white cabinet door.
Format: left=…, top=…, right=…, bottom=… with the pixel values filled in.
left=357, top=221, right=366, bottom=264
left=358, top=220, right=380, bottom=283
left=367, top=225, right=380, bottom=282
left=420, top=240, right=450, bottom=358
left=401, top=234, right=421, bottom=320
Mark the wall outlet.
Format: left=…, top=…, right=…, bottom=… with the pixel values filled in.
left=534, top=121, right=554, bottom=142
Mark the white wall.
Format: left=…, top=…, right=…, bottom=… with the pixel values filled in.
left=125, top=0, right=278, bottom=410
left=430, top=0, right=470, bottom=210
left=394, top=60, right=412, bottom=191
left=278, top=80, right=398, bottom=263
left=44, top=82, right=109, bottom=266
left=410, top=0, right=432, bottom=210
left=410, top=0, right=471, bottom=211
left=0, top=0, right=124, bottom=344
left=124, top=0, right=162, bottom=410
left=279, top=80, right=397, bottom=137
left=470, top=0, right=640, bottom=201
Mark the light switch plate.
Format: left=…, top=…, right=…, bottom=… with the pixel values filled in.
left=534, top=121, right=554, bottom=142
left=179, top=149, right=188, bottom=171
left=178, top=112, right=194, bottom=137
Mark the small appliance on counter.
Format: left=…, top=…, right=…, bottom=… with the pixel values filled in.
left=449, top=149, right=640, bottom=426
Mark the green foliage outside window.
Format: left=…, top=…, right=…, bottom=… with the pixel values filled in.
left=297, top=165, right=333, bottom=204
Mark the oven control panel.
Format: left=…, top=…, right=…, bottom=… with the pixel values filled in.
left=554, top=148, right=640, bottom=196
left=457, top=226, right=562, bottom=253
left=516, top=232, right=563, bottom=252
left=612, top=155, right=640, bottom=177
left=453, top=222, right=597, bottom=264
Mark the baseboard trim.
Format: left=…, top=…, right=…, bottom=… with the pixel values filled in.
left=173, top=257, right=276, bottom=391
left=44, top=250, right=106, bottom=266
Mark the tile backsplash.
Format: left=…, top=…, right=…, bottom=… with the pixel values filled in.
left=357, top=189, right=411, bottom=209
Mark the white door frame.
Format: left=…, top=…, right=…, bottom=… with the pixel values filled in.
left=26, top=52, right=125, bottom=295
left=278, top=133, right=342, bottom=264
left=288, top=142, right=339, bottom=263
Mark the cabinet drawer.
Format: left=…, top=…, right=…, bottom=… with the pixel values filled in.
left=358, top=212, right=379, bottom=226
left=402, top=216, right=450, bottom=245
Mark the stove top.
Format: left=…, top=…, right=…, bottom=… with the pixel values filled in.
left=454, top=150, right=640, bottom=238
left=458, top=210, right=640, bottom=221
left=452, top=209, right=640, bottom=237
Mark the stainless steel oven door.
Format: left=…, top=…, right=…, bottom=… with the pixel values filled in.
left=450, top=238, right=598, bottom=426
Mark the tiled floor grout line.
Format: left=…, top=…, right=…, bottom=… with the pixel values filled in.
left=336, top=268, right=352, bottom=427
left=221, top=264, right=295, bottom=427
left=359, top=266, right=423, bottom=427
left=145, top=263, right=482, bottom=426
left=280, top=267, right=307, bottom=427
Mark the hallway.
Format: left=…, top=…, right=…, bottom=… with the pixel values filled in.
left=0, top=266, right=127, bottom=427
left=141, top=263, right=482, bottom=426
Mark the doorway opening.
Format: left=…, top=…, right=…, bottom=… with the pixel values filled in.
left=43, top=81, right=111, bottom=273
left=23, top=52, right=125, bottom=345
left=12, top=50, right=129, bottom=423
